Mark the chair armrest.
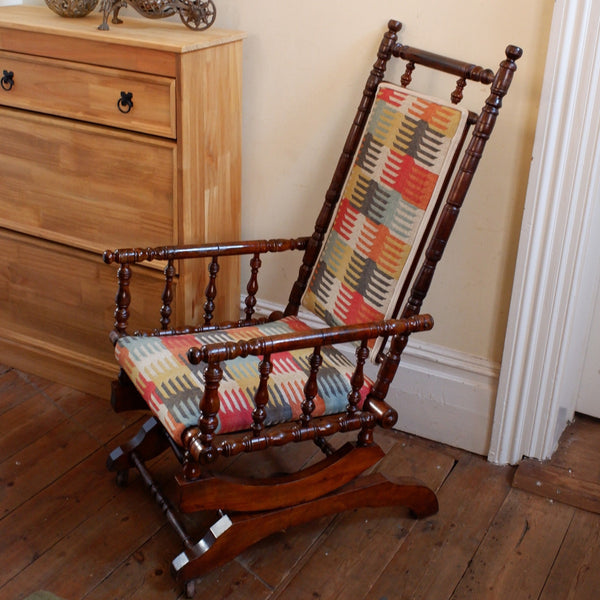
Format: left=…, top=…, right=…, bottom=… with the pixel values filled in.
left=102, top=237, right=310, bottom=265
left=183, top=313, right=433, bottom=461
left=187, top=314, right=434, bottom=365
left=103, top=236, right=310, bottom=336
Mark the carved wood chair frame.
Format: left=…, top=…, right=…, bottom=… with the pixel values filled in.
left=102, top=20, right=521, bottom=597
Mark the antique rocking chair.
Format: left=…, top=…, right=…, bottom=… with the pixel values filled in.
left=102, top=20, right=521, bottom=597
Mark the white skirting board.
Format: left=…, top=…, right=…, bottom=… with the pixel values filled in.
left=251, top=298, right=500, bottom=456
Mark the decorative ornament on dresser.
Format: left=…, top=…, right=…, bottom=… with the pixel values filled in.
left=44, top=0, right=99, bottom=18
left=98, top=0, right=216, bottom=31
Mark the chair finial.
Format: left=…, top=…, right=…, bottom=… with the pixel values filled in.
left=506, top=45, right=524, bottom=61
left=387, top=20, right=402, bottom=33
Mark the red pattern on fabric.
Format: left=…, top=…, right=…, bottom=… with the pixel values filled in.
left=333, top=283, right=383, bottom=323
left=333, top=197, right=361, bottom=241
left=377, top=86, right=409, bottom=106
left=354, top=219, right=395, bottom=263
left=381, top=152, right=438, bottom=209
left=161, top=334, right=199, bottom=353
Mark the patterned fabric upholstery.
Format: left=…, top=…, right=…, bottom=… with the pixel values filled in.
left=115, top=316, right=372, bottom=445
left=302, top=83, right=469, bottom=356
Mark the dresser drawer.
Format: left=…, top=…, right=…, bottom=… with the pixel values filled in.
left=0, top=107, right=177, bottom=254
left=0, top=229, right=177, bottom=366
left=0, top=50, right=176, bottom=138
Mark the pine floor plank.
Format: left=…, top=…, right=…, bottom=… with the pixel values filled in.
left=0, top=457, right=171, bottom=600
left=450, top=489, right=574, bottom=599
left=514, top=415, right=600, bottom=514
left=3, top=367, right=600, bottom=600
left=539, top=508, right=600, bottom=599
left=83, top=525, right=187, bottom=600
left=270, top=439, right=456, bottom=600
left=513, top=460, right=600, bottom=515
left=0, top=389, right=69, bottom=462
left=0, top=419, right=99, bottom=517
left=0, top=418, right=150, bottom=588
left=551, top=416, right=600, bottom=478
left=0, top=369, right=39, bottom=416
left=365, top=452, right=514, bottom=600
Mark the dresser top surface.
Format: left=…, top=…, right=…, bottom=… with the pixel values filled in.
left=0, top=5, right=245, bottom=53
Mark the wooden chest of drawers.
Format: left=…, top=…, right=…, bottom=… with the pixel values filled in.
left=0, top=6, right=244, bottom=395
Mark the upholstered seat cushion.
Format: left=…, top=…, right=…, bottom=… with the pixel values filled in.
left=115, top=316, right=373, bottom=445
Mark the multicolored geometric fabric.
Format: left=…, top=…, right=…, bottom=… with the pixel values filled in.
left=115, top=316, right=373, bottom=445
left=302, top=83, right=469, bottom=356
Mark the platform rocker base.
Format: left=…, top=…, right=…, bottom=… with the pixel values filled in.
left=107, top=417, right=439, bottom=598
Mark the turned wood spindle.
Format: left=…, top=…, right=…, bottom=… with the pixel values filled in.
left=347, top=340, right=369, bottom=414
left=196, top=360, right=222, bottom=464
left=401, top=60, right=415, bottom=87
left=245, top=253, right=261, bottom=322
left=302, top=347, right=322, bottom=425
left=451, top=77, right=467, bottom=104
left=114, top=262, right=132, bottom=336
left=160, top=259, right=175, bottom=330
left=252, top=354, right=272, bottom=436
left=203, top=257, right=219, bottom=326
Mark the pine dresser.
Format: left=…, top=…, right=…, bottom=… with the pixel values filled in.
left=0, top=5, right=244, bottom=394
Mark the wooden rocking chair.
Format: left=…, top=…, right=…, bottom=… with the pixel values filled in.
left=103, top=20, right=521, bottom=597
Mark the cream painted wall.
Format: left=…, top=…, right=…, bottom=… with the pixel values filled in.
left=19, top=0, right=553, bottom=365
left=211, top=0, right=554, bottom=364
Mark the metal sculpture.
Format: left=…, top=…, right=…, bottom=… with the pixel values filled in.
left=98, top=0, right=216, bottom=31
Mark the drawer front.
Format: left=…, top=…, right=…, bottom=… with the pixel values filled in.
left=0, top=107, right=177, bottom=254
left=0, top=50, right=176, bottom=138
left=0, top=230, right=176, bottom=366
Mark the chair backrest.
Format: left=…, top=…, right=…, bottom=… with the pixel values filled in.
left=301, top=83, right=469, bottom=357
left=285, top=20, right=522, bottom=360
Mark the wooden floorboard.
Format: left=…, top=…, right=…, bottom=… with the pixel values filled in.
left=2, top=367, right=600, bottom=600
left=513, top=415, right=600, bottom=514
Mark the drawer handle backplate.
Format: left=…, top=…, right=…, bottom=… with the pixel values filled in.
left=1, top=70, right=14, bottom=91
left=117, top=91, right=133, bottom=113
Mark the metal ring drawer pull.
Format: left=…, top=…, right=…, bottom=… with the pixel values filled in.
left=1, top=70, right=14, bottom=91
left=117, top=91, right=133, bottom=113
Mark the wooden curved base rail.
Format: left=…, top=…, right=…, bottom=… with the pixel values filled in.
left=107, top=416, right=438, bottom=597
left=172, top=472, right=439, bottom=587
left=176, top=441, right=385, bottom=512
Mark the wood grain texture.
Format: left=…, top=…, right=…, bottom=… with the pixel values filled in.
left=366, top=453, right=514, bottom=600
left=0, top=50, right=176, bottom=137
left=450, top=489, right=574, bottom=600
left=0, top=7, right=243, bottom=395
left=513, top=415, right=600, bottom=514
left=0, top=5, right=245, bottom=54
left=4, top=367, right=600, bottom=600
left=0, top=108, right=176, bottom=253
left=0, top=229, right=173, bottom=390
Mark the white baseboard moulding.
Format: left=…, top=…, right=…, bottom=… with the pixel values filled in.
left=250, top=298, right=499, bottom=456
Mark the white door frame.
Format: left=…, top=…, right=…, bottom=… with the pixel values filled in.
left=489, top=0, right=600, bottom=464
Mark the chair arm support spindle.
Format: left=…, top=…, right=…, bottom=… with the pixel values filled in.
left=252, top=353, right=272, bottom=435
left=244, top=253, right=262, bottom=322
left=302, top=347, right=322, bottom=425
left=160, top=259, right=175, bottom=330
left=113, top=262, right=132, bottom=337
left=195, top=360, right=223, bottom=463
left=203, top=257, right=219, bottom=326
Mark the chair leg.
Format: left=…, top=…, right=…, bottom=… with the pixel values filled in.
left=110, top=370, right=149, bottom=413
left=171, top=472, right=438, bottom=593
left=106, top=417, right=172, bottom=484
